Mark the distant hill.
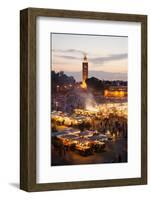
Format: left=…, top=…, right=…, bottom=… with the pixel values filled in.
left=65, top=70, right=127, bottom=82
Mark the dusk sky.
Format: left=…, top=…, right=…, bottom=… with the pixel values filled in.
left=51, top=33, right=128, bottom=81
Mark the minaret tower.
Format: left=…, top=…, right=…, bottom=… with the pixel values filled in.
left=82, top=54, right=88, bottom=81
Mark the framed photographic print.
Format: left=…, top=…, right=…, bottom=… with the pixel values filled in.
left=20, top=8, right=147, bottom=191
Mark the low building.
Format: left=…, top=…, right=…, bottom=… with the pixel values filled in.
left=104, top=86, right=127, bottom=98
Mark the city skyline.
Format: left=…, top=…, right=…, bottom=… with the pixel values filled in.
left=51, top=33, right=128, bottom=81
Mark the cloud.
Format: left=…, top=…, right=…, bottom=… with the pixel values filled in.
left=52, top=49, right=86, bottom=55
left=89, top=53, right=128, bottom=64
left=55, top=54, right=80, bottom=60
left=53, top=49, right=128, bottom=64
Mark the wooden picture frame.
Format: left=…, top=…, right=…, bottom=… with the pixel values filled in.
left=20, top=7, right=147, bottom=192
